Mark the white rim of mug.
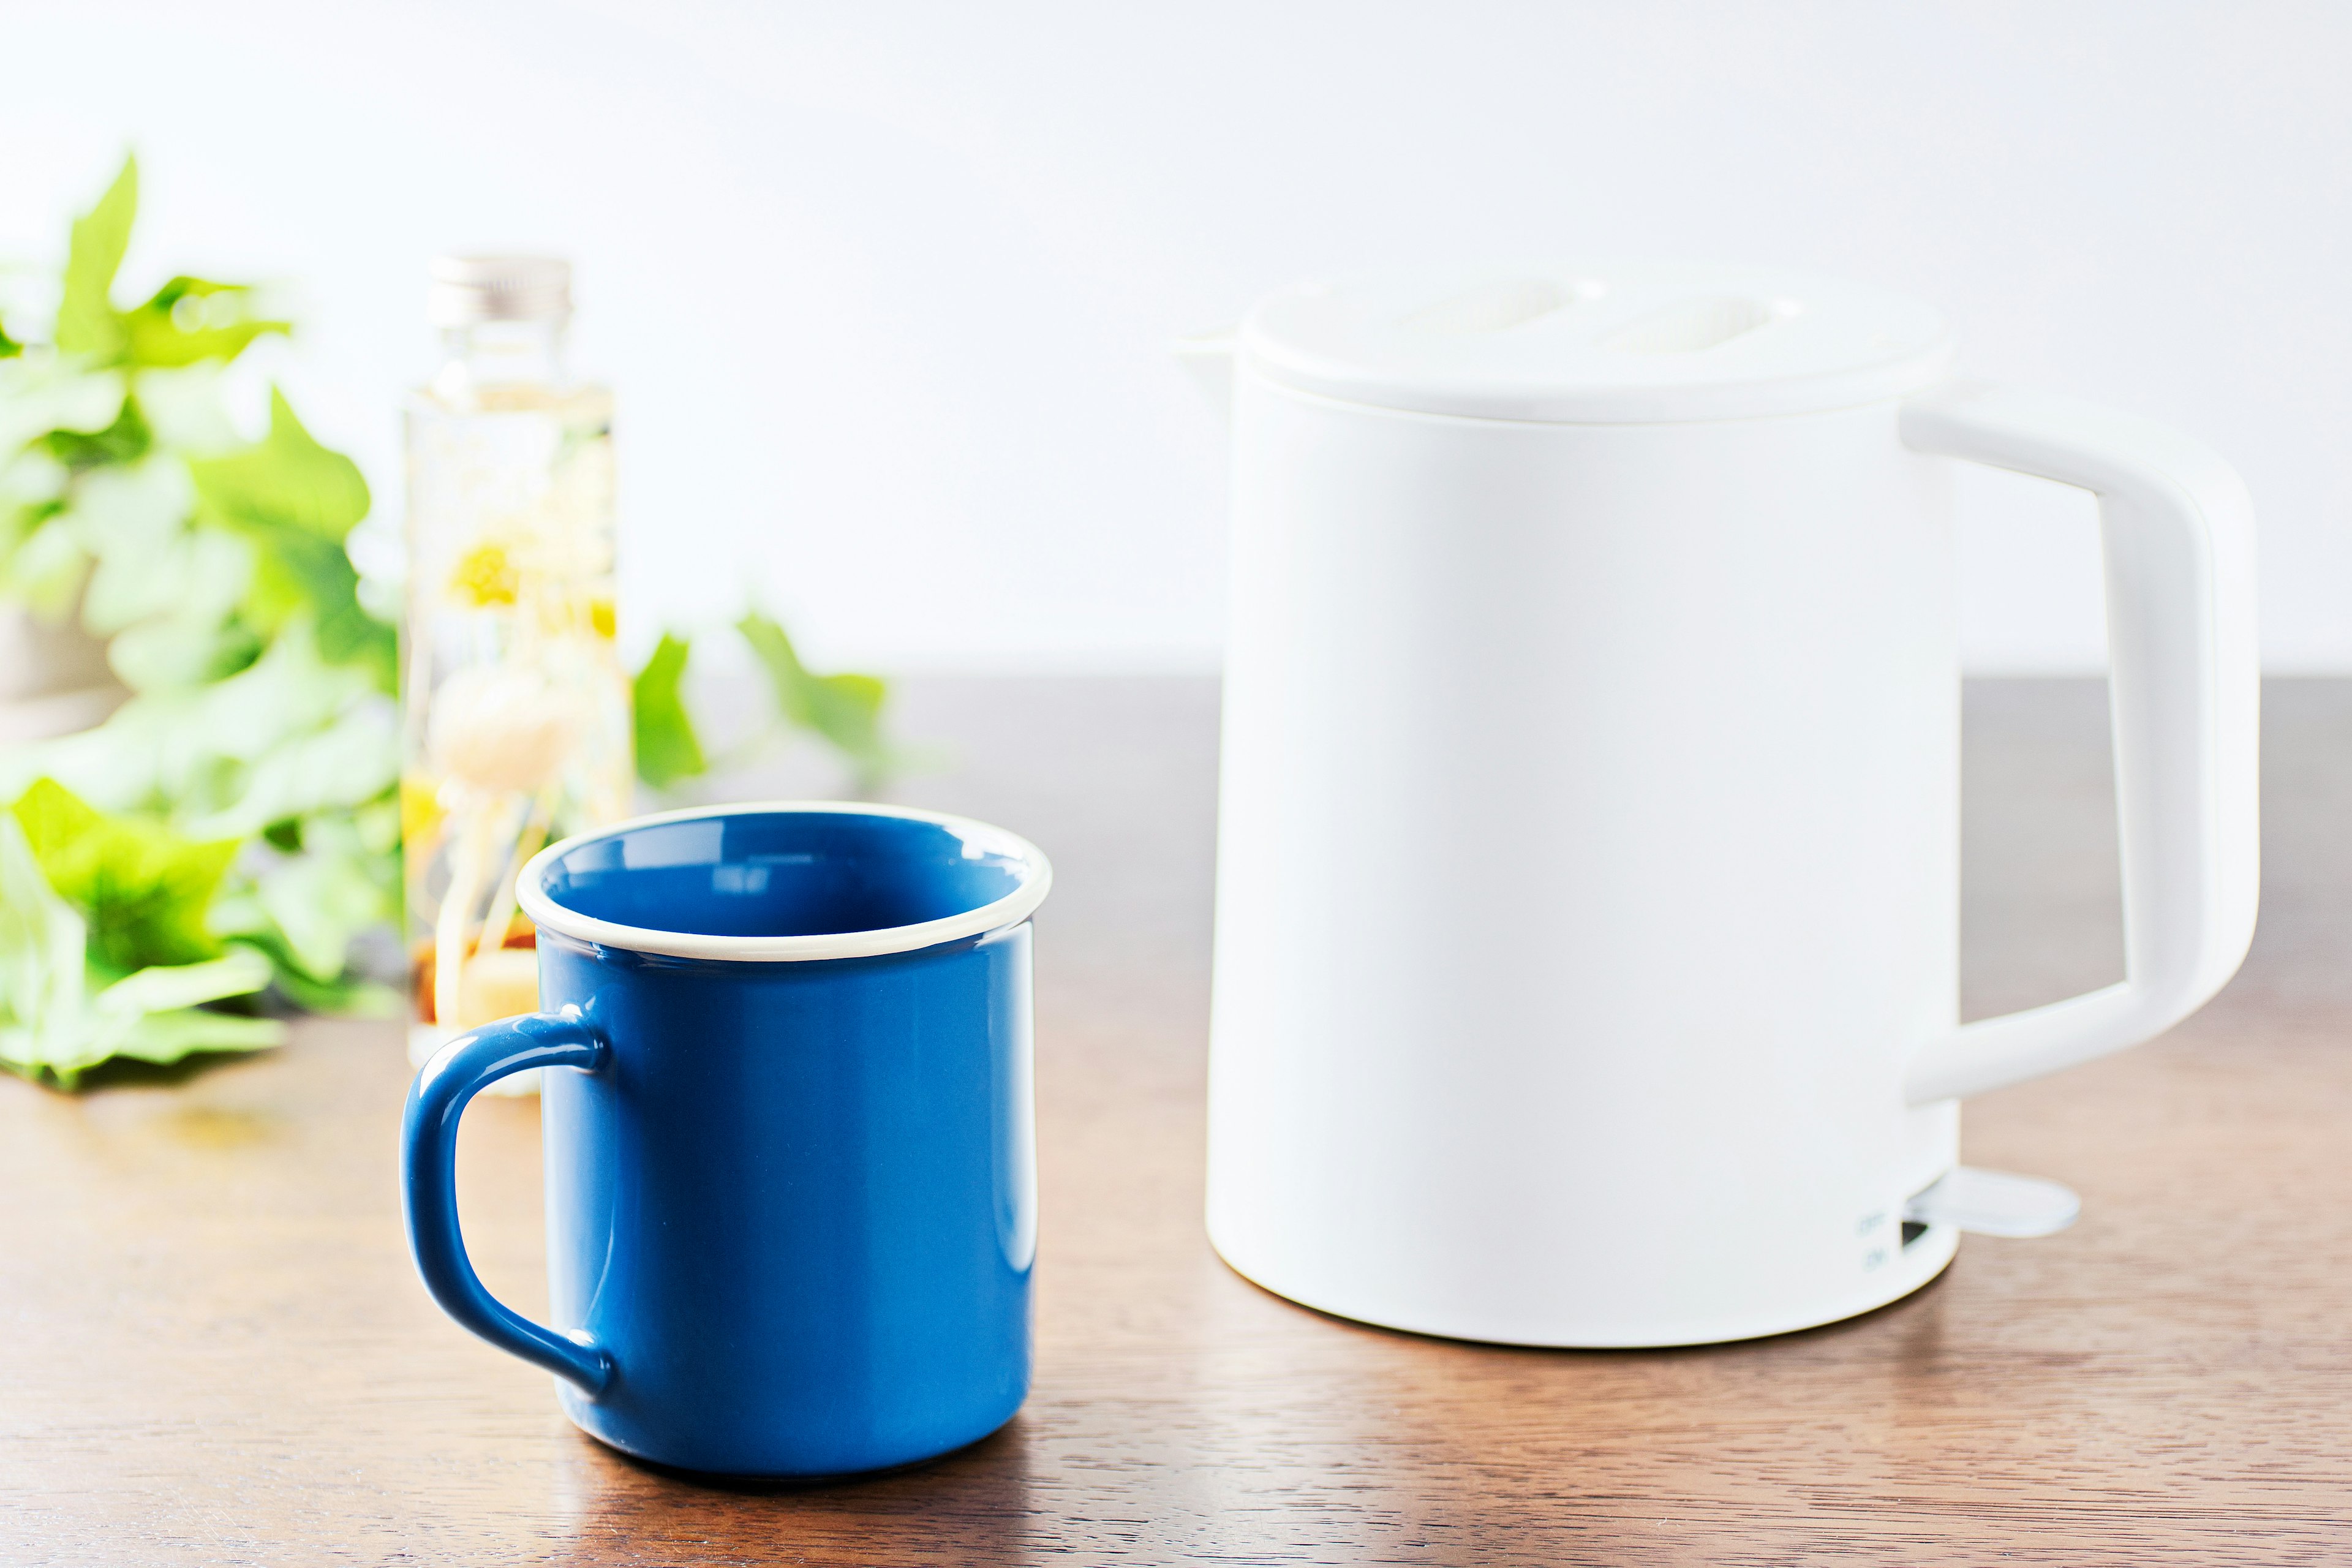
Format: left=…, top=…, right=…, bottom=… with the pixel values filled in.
left=515, top=801, right=1054, bottom=963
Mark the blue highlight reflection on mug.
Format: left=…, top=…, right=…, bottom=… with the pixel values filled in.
left=400, top=802, right=1050, bottom=1478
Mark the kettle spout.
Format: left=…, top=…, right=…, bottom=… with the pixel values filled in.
left=1173, top=328, right=1238, bottom=424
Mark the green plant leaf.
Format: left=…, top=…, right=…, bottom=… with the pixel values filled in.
left=252, top=837, right=388, bottom=982
left=108, top=1005, right=284, bottom=1066
left=39, top=393, right=149, bottom=473
left=632, top=632, right=706, bottom=788
left=123, top=277, right=288, bottom=369
left=0, top=510, right=90, bottom=618
left=238, top=519, right=396, bottom=691
left=0, top=358, right=128, bottom=456
left=0, top=499, right=61, bottom=585
left=56, top=155, right=136, bottom=361
left=0, top=320, right=20, bottom=359
left=179, top=695, right=399, bottom=841
left=73, top=459, right=219, bottom=638
left=10, top=777, right=238, bottom=973
left=1, top=614, right=394, bottom=830
left=736, top=610, right=890, bottom=778
left=0, top=810, right=276, bottom=1088
left=85, top=946, right=284, bottom=1075
left=190, top=390, right=390, bottom=689
left=188, top=388, right=369, bottom=539
left=92, top=944, right=269, bottom=1015
left=0, top=813, right=92, bottom=1077
left=265, top=963, right=399, bottom=1018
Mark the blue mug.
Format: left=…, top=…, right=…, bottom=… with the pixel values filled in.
left=399, top=802, right=1051, bottom=1477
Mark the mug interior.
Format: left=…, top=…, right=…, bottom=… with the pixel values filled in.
left=535, top=810, right=1031, bottom=940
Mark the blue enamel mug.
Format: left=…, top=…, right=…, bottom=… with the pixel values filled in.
left=399, top=802, right=1050, bottom=1477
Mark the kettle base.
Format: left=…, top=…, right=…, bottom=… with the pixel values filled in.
left=1212, top=1224, right=1960, bottom=1349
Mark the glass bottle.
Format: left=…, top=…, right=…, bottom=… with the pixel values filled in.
left=401, top=256, right=630, bottom=1075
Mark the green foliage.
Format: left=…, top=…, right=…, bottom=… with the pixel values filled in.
left=209, top=809, right=398, bottom=1016
left=191, top=390, right=391, bottom=691
left=187, top=388, right=369, bottom=537
left=10, top=616, right=400, bottom=840
left=55, top=156, right=136, bottom=360
left=630, top=613, right=894, bottom=795
left=40, top=394, right=149, bottom=472
left=10, top=778, right=238, bottom=975
left=631, top=632, right=706, bottom=789
left=0, top=812, right=281, bottom=1090
left=0, top=813, right=87, bottom=1073
left=45, top=158, right=287, bottom=373
left=736, top=610, right=891, bottom=785
left=124, top=277, right=289, bottom=368
left=0, top=153, right=398, bottom=1085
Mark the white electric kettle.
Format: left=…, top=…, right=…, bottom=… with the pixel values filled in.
left=1184, top=263, right=2258, bottom=1347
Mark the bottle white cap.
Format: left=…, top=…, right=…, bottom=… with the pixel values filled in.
left=427, top=255, right=571, bottom=327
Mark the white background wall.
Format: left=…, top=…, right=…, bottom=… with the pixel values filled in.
left=2, top=1, right=2346, bottom=675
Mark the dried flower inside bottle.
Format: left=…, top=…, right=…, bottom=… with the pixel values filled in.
left=400, top=257, right=630, bottom=1080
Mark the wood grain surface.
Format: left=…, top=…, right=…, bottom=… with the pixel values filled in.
left=4, top=677, right=2350, bottom=1566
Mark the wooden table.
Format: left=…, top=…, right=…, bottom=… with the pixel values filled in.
left=6, top=677, right=2350, bottom=1565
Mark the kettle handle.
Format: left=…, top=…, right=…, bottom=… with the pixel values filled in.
left=1898, top=379, right=2260, bottom=1104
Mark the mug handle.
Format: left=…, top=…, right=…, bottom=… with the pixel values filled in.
left=401, top=1008, right=614, bottom=1395
left=1898, top=380, right=2261, bottom=1104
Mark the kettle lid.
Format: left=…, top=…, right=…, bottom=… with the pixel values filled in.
left=1240, top=263, right=1955, bottom=423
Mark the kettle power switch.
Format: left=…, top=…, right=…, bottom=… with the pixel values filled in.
left=1905, top=1167, right=2082, bottom=1240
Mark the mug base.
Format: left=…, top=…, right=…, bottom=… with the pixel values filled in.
left=558, top=1395, right=1022, bottom=1482
left=1212, top=1223, right=1961, bottom=1349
